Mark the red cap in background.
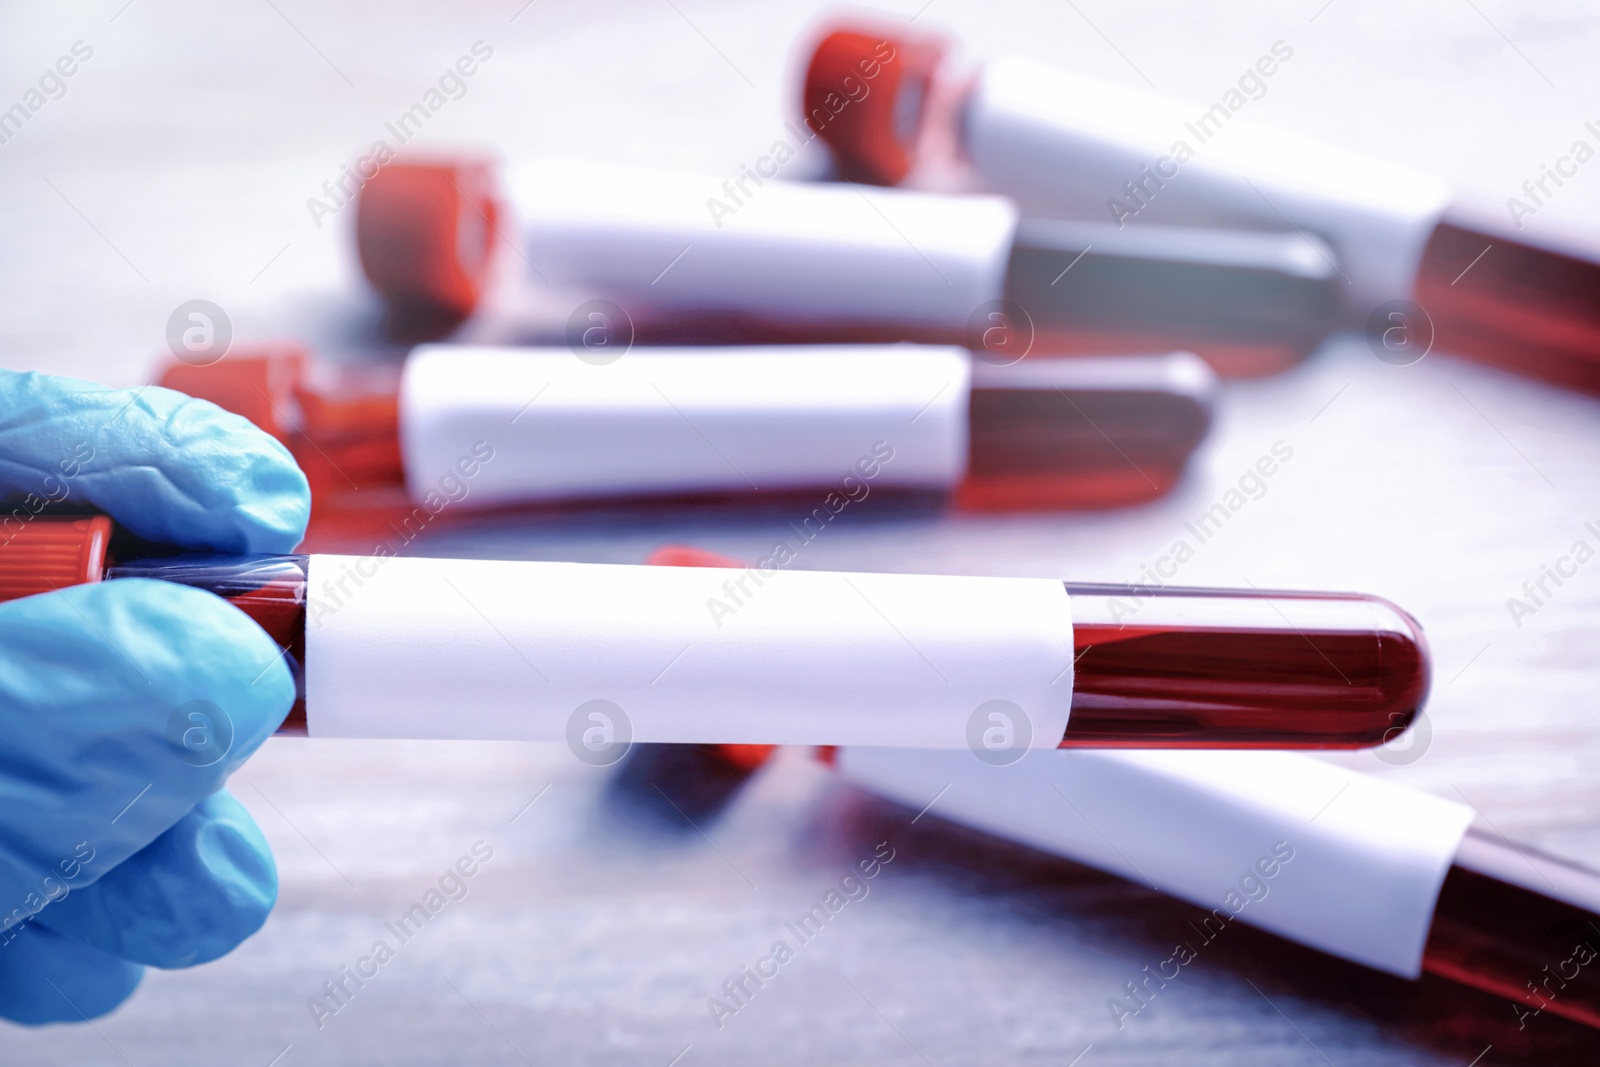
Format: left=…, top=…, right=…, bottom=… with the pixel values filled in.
left=157, top=342, right=309, bottom=444
left=802, top=22, right=947, bottom=185
left=355, top=157, right=502, bottom=324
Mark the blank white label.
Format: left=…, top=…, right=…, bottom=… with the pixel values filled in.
left=513, top=159, right=1018, bottom=331
left=837, top=747, right=1472, bottom=978
left=305, top=557, right=1074, bottom=749
left=400, top=344, right=970, bottom=505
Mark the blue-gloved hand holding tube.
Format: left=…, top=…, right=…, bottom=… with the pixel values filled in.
left=0, top=368, right=310, bottom=1024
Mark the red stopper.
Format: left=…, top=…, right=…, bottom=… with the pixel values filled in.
left=156, top=342, right=310, bottom=444
left=0, top=514, right=110, bottom=603
left=355, top=157, right=502, bottom=322
left=644, top=544, right=743, bottom=569
left=802, top=23, right=948, bottom=185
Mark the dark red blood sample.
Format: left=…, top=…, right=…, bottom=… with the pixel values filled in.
left=4, top=521, right=1426, bottom=748
left=1061, top=584, right=1428, bottom=748
left=157, top=346, right=1214, bottom=537
left=1425, top=828, right=1600, bottom=1031
left=646, top=550, right=1427, bottom=750
left=1003, top=234, right=1342, bottom=380
left=648, top=546, right=1600, bottom=1034
left=351, top=154, right=1341, bottom=373
left=961, top=359, right=1211, bottom=510
left=1416, top=216, right=1600, bottom=394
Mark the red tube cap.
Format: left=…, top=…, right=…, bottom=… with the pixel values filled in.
left=802, top=23, right=947, bottom=185
left=0, top=515, right=109, bottom=603
left=355, top=157, right=502, bottom=322
left=156, top=343, right=309, bottom=444
left=644, top=544, right=742, bottom=569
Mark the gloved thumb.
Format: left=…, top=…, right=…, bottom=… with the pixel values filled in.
left=0, top=578, right=294, bottom=934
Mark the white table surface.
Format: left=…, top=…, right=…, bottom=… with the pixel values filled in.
left=4, top=0, right=1600, bottom=1062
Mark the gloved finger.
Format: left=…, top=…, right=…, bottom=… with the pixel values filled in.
left=0, top=368, right=309, bottom=554
left=0, top=579, right=294, bottom=932
left=36, top=791, right=276, bottom=969
left=0, top=922, right=143, bottom=1026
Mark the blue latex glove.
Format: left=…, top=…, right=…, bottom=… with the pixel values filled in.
left=0, top=369, right=310, bottom=1025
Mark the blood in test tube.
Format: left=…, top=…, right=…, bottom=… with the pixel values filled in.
left=642, top=544, right=1430, bottom=750
left=1057, top=582, right=1429, bottom=749
left=1000, top=220, right=1343, bottom=378
left=350, top=158, right=1342, bottom=377
left=1425, top=827, right=1600, bottom=1031
left=801, top=20, right=1600, bottom=394
left=0, top=515, right=313, bottom=729
left=646, top=546, right=1431, bottom=750
left=641, top=548, right=1600, bottom=1034
left=2, top=517, right=1425, bottom=749
left=4, top=526, right=1583, bottom=1027
left=157, top=343, right=1217, bottom=536
left=105, top=528, right=312, bottom=734
left=1414, top=212, right=1600, bottom=393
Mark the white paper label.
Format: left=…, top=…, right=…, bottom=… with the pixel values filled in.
left=964, top=57, right=1453, bottom=309
left=399, top=344, right=970, bottom=504
left=513, top=159, right=1017, bottom=331
left=836, top=747, right=1472, bottom=978
left=305, top=557, right=1074, bottom=749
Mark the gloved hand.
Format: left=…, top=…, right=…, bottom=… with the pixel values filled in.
left=0, top=368, right=310, bottom=1025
